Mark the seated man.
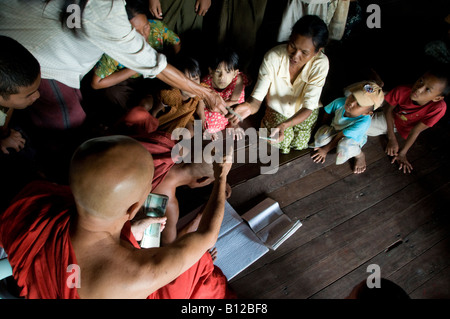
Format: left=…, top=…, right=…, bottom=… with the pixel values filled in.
left=0, top=135, right=235, bottom=299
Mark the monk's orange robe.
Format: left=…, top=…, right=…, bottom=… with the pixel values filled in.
left=0, top=181, right=235, bottom=299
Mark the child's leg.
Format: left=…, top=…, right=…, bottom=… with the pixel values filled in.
left=261, top=107, right=294, bottom=154
left=366, top=111, right=388, bottom=136
left=309, top=124, right=337, bottom=148
left=336, top=137, right=362, bottom=165
left=291, top=108, right=319, bottom=151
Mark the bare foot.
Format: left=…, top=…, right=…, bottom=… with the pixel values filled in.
left=209, top=247, right=218, bottom=262
left=353, top=152, right=366, bottom=174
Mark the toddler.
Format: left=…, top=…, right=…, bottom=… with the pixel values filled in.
left=310, top=81, right=384, bottom=174
left=198, top=49, right=247, bottom=140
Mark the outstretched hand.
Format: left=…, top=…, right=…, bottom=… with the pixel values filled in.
left=131, top=216, right=167, bottom=241
left=1, top=129, right=26, bottom=154
left=195, top=0, right=211, bottom=16
left=311, top=147, right=327, bottom=164
left=148, top=0, right=163, bottom=19
left=212, top=145, right=233, bottom=179
left=391, top=153, right=413, bottom=174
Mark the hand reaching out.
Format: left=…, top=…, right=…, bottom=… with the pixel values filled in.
left=195, top=0, right=211, bottom=16
left=385, top=138, right=399, bottom=156
left=148, top=0, right=163, bottom=19
left=1, top=129, right=26, bottom=154
left=311, top=147, right=328, bottom=164
left=392, top=153, right=413, bottom=174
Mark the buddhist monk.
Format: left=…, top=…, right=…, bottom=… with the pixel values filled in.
left=0, top=135, right=235, bottom=298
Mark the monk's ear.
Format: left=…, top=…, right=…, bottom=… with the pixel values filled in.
left=126, top=201, right=141, bottom=220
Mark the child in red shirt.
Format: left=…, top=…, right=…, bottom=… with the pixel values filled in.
left=198, top=49, right=247, bottom=140
left=367, top=68, right=448, bottom=173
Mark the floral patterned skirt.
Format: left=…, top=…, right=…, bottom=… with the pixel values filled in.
left=261, top=107, right=319, bottom=154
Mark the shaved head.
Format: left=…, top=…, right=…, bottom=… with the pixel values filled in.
left=69, top=135, right=154, bottom=220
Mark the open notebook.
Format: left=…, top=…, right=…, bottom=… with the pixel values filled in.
left=178, top=198, right=302, bottom=280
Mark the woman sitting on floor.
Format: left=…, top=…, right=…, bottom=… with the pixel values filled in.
left=227, top=15, right=330, bottom=154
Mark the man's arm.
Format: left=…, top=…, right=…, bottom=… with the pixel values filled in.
left=392, top=122, right=429, bottom=174
left=156, top=64, right=228, bottom=115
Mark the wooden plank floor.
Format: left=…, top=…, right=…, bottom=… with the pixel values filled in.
left=221, top=117, right=450, bottom=299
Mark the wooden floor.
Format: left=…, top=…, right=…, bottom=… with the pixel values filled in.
left=213, top=117, right=450, bottom=299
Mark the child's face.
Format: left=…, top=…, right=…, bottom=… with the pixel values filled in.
left=210, top=63, right=238, bottom=90
left=0, top=73, right=41, bottom=109
left=130, top=14, right=150, bottom=40
left=180, top=72, right=200, bottom=98
left=344, top=94, right=373, bottom=118
left=410, top=73, right=446, bottom=106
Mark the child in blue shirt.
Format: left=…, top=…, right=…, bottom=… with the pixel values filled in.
left=309, top=81, right=384, bottom=174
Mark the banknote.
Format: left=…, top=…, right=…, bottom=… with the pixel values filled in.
left=140, top=193, right=168, bottom=248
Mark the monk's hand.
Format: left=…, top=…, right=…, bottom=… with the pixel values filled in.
left=131, top=216, right=167, bottom=241
left=212, top=145, right=233, bottom=179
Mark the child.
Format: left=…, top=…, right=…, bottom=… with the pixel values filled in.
left=0, top=35, right=42, bottom=210
left=367, top=67, right=448, bottom=173
left=154, top=56, right=203, bottom=136
left=0, top=36, right=41, bottom=154
left=198, top=48, right=247, bottom=140
left=310, top=81, right=384, bottom=174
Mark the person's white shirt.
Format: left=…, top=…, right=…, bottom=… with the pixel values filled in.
left=0, top=0, right=167, bottom=89
left=251, top=44, right=329, bottom=118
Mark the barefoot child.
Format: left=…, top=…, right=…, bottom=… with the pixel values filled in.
left=367, top=68, right=448, bottom=173
left=198, top=49, right=247, bottom=140
left=154, top=56, right=204, bottom=137
left=310, top=81, right=384, bottom=174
